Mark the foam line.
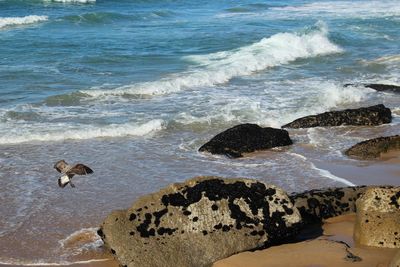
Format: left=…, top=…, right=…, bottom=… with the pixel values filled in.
left=0, top=119, right=164, bottom=144
left=0, top=258, right=109, bottom=266
left=310, top=162, right=356, bottom=186
left=0, top=15, right=48, bottom=29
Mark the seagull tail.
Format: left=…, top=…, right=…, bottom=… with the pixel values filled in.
left=58, top=176, right=70, bottom=188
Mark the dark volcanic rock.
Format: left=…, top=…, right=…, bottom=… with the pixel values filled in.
left=99, top=176, right=302, bottom=267
left=364, top=84, right=400, bottom=93
left=345, top=135, right=400, bottom=159
left=344, top=83, right=400, bottom=93
left=282, top=104, right=392, bottom=129
left=198, top=123, right=293, bottom=158
left=364, top=83, right=400, bottom=93
left=290, top=186, right=370, bottom=224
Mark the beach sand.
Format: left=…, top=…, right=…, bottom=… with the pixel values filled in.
left=316, top=150, right=400, bottom=186
left=213, top=214, right=398, bottom=267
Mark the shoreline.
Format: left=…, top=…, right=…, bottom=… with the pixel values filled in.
left=315, top=150, right=400, bottom=187
left=213, top=213, right=398, bottom=267
left=1, top=151, right=398, bottom=267
left=0, top=259, right=118, bottom=267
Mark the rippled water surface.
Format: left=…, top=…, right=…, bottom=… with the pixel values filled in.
left=0, top=0, right=399, bottom=264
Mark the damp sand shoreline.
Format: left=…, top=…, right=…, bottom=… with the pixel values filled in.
left=213, top=213, right=398, bottom=267
left=1, top=150, right=399, bottom=267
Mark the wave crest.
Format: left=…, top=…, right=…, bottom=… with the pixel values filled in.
left=82, top=23, right=342, bottom=98
left=0, top=15, right=48, bottom=29
left=45, top=0, right=96, bottom=3
left=0, top=119, right=164, bottom=144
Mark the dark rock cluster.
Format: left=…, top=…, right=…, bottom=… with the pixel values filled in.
left=282, top=104, right=392, bottom=129
left=345, top=135, right=400, bottom=159
left=345, top=83, right=400, bottom=93
left=198, top=123, right=293, bottom=158
left=290, top=186, right=369, bottom=224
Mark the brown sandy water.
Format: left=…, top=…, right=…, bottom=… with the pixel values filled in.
left=0, top=115, right=399, bottom=265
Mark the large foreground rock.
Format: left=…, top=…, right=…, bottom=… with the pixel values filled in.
left=99, top=176, right=302, bottom=267
left=198, top=124, right=293, bottom=158
left=354, top=187, right=400, bottom=248
left=282, top=104, right=392, bottom=129
left=345, top=135, right=400, bottom=159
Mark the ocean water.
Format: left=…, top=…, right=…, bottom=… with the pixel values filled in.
left=0, top=0, right=399, bottom=264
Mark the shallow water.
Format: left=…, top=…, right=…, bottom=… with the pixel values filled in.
left=0, top=0, right=399, bottom=264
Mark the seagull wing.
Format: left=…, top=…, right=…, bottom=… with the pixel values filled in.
left=54, top=160, right=69, bottom=173
left=69, top=164, right=93, bottom=175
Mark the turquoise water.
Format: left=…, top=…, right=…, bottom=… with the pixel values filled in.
left=0, top=0, right=399, bottom=264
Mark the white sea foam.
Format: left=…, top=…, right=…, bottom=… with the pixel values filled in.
left=310, top=162, right=355, bottom=186
left=0, top=259, right=109, bottom=266
left=316, top=83, right=372, bottom=110
left=272, top=1, right=400, bottom=18
left=287, top=152, right=355, bottom=186
left=0, top=15, right=48, bottom=29
left=59, top=227, right=103, bottom=256
left=0, top=119, right=164, bottom=144
left=82, top=23, right=342, bottom=97
left=45, top=0, right=95, bottom=3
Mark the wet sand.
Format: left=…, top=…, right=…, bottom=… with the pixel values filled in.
left=0, top=260, right=118, bottom=267
left=2, top=214, right=397, bottom=267
left=316, top=150, right=400, bottom=186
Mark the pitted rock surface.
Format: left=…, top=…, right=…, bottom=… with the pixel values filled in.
left=282, top=104, right=391, bottom=129
left=290, top=186, right=371, bottom=224
left=99, top=176, right=302, bottom=267
left=345, top=135, right=400, bottom=159
left=354, top=187, right=400, bottom=248
left=198, top=123, right=292, bottom=158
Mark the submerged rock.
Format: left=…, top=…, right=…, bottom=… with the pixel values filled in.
left=282, top=104, right=392, bottom=129
left=99, top=176, right=302, bottom=267
left=344, top=83, right=400, bottom=93
left=345, top=135, right=400, bottom=159
left=364, top=84, right=400, bottom=93
left=198, top=123, right=293, bottom=158
left=354, top=187, right=400, bottom=248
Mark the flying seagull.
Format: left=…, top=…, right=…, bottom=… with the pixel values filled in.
left=54, top=160, right=93, bottom=188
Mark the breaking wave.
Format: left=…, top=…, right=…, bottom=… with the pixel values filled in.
left=82, top=23, right=342, bottom=97
left=0, top=15, right=48, bottom=29
left=0, top=119, right=164, bottom=144
left=45, top=0, right=96, bottom=3
left=58, top=227, right=104, bottom=256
